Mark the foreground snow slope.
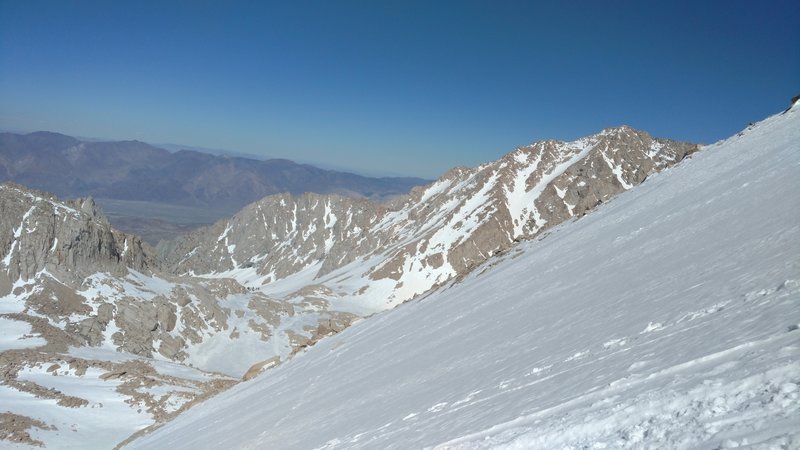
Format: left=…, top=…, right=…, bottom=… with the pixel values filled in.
left=130, top=105, right=800, bottom=449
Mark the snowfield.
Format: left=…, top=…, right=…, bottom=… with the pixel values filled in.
left=128, top=104, right=800, bottom=449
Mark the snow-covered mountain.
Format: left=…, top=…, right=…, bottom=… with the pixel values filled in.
left=161, top=126, right=697, bottom=310
left=129, top=102, right=800, bottom=448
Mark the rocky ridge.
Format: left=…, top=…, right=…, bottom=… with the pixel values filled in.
left=162, top=126, right=698, bottom=308
left=0, top=183, right=155, bottom=289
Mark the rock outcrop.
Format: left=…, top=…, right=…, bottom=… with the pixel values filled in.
left=0, top=183, right=156, bottom=293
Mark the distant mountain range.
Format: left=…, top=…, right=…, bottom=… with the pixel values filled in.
left=0, top=131, right=427, bottom=206
left=0, top=131, right=429, bottom=243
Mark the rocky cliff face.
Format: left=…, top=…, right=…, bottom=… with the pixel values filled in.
left=162, top=126, right=698, bottom=308
left=160, top=193, right=384, bottom=281
left=0, top=183, right=156, bottom=293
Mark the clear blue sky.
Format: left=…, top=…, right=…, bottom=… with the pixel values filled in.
left=1, top=1, right=798, bottom=178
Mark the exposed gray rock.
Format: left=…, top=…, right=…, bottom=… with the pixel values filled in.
left=160, top=193, right=384, bottom=281
left=157, top=334, right=186, bottom=360
left=0, top=182, right=156, bottom=293
left=76, top=316, right=107, bottom=347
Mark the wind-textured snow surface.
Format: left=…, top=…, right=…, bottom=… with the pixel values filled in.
left=129, top=106, right=800, bottom=449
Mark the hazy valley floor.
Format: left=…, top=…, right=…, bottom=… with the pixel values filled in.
left=95, top=199, right=238, bottom=245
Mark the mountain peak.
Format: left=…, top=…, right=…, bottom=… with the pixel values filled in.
left=161, top=124, right=699, bottom=309
left=598, top=124, right=645, bottom=136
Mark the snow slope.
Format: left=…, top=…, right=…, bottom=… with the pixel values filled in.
left=128, top=106, right=800, bottom=448
left=0, top=350, right=230, bottom=450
